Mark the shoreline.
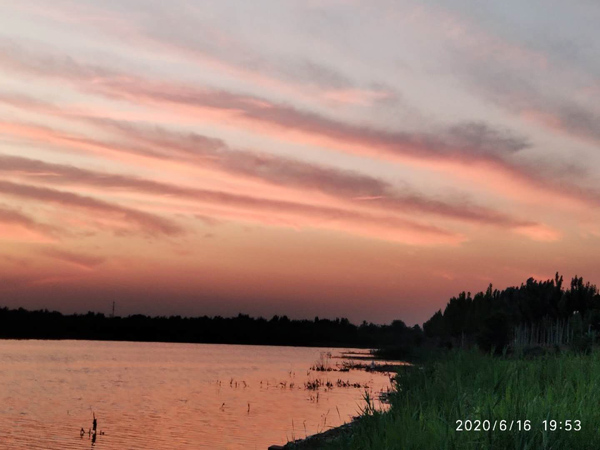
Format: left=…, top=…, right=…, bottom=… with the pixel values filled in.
left=269, top=362, right=406, bottom=450
left=0, top=336, right=375, bottom=351
left=269, top=417, right=359, bottom=450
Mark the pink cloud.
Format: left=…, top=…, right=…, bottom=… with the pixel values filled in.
left=0, top=180, right=183, bottom=236
left=514, top=224, right=562, bottom=242
left=39, top=247, right=105, bottom=270
left=0, top=205, right=57, bottom=242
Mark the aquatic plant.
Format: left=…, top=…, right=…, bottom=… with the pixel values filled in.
left=322, top=349, right=600, bottom=449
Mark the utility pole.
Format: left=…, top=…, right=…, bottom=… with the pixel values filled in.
left=111, top=301, right=115, bottom=318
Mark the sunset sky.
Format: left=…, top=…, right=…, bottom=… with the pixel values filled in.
left=1, top=1, right=599, bottom=324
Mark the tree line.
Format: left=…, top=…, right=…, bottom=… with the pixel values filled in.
left=2, top=273, right=597, bottom=353
left=0, top=308, right=422, bottom=349
left=423, top=273, right=600, bottom=352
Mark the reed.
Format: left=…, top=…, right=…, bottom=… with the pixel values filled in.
left=322, top=349, right=600, bottom=449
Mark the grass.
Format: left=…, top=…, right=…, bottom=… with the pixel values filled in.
left=321, top=348, right=600, bottom=449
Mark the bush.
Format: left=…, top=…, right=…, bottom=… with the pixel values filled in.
left=570, top=334, right=593, bottom=354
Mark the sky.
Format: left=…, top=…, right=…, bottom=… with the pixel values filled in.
left=0, top=0, right=599, bottom=325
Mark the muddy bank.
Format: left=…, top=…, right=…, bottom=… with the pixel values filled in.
left=269, top=418, right=359, bottom=450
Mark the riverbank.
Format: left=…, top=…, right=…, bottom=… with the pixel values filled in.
left=271, top=420, right=357, bottom=450
left=268, top=361, right=406, bottom=450
left=263, top=358, right=407, bottom=450
left=278, top=349, right=600, bottom=449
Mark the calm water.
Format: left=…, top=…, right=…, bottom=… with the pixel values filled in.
left=0, top=340, right=392, bottom=449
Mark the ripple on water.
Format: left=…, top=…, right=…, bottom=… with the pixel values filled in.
left=0, top=341, right=392, bottom=449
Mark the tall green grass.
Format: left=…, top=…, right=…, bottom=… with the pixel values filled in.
left=327, top=349, right=600, bottom=449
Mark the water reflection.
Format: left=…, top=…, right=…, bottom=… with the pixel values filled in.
left=0, top=341, right=392, bottom=449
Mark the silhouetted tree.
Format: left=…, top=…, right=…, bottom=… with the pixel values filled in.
left=0, top=306, right=423, bottom=349
left=423, top=272, right=600, bottom=352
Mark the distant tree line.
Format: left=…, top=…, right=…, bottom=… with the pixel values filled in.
left=423, top=273, right=600, bottom=352
left=0, top=308, right=422, bottom=349
left=3, top=273, right=597, bottom=354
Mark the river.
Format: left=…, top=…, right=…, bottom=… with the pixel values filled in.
left=0, top=340, right=392, bottom=449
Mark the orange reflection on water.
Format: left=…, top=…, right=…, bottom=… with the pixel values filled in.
left=0, top=340, right=392, bottom=449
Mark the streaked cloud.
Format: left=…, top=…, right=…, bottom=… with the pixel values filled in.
left=0, top=0, right=598, bottom=323
left=0, top=155, right=462, bottom=245
left=0, top=204, right=57, bottom=242
left=0, top=180, right=183, bottom=236
left=40, top=247, right=105, bottom=270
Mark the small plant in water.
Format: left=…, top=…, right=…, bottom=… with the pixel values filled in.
left=359, top=390, right=377, bottom=416
left=311, top=352, right=334, bottom=371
